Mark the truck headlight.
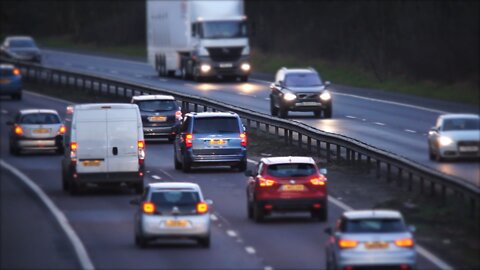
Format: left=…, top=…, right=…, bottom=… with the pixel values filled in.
left=200, top=64, right=211, bottom=73
left=438, top=136, right=453, bottom=146
left=241, top=63, right=251, bottom=71
left=320, top=91, right=331, bottom=101
left=283, top=93, right=297, bottom=101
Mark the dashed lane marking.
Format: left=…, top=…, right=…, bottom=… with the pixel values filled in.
left=245, top=246, right=256, bottom=254
left=109, top=70, right=118, bottom=74
left=405, top=129, right=417, bottom=133
left=226, top=230, right=237, bottom=237
left=1, top=109, right=8, bottom=114
left=346, top=115, right=357, bottom=119
left=264, top=266, right=274, bottom=270
left=374, top=122, right=386, bottom=126
left=210, top=214, right=218, bottom=221
left=151, top=175, right=161, bottom=180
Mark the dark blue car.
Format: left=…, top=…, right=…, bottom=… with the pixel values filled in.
left=0, top=63, right=22, bottom=100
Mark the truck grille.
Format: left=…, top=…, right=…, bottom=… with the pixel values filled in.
left=207, top=47, right=243, bottom=62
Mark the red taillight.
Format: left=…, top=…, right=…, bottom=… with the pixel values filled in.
left=196, top=202, right=208, bottom=214
left=395, top=238, right=414, bottom=248
left=14, top=125, right=23, bottom=136
left=138, top=140, right=145, bottom=164
left=13, top=68, right=21, bottom=76
left=70, top=142, right=77, bottom=150
left=310, top=175, right=327, bottom=185
left=185, top=133, right=193, bottom=148
left=70, top=142, right=77, bottom=165
left=338, top=239, right=358, bottom=249
left=142, top=202, right=156, bottom=214
left=258, top=177, right=275, bottom=187
left=240, top=132, right=247, bottom=147
left=58, top=125, right=66, bottom=135
left=175, top=110, right=182, bottom=120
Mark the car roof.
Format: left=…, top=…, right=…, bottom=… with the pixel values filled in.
left=74, top=103, right=138, bottom=110
left=0, top=63, right=15, bottom=69
left=19, top=109, right=59, bottom=115
left=5, top=36, right=34, bottom=41
left=440, top=113, right=479, bottom=120
left=148, top=182, right=201, bottom=192
left=131, top=95, right=175, bottom=101
left=261, top=156, right=316, bottom=165
left=343, top=210, right=403, bottom=220
left=186, top=112, right=239, bottom=118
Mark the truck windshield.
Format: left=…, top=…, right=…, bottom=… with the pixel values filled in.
left=200, top=21, right=247, bottom=39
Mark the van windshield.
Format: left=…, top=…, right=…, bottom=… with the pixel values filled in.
left=136, top=100, right=177, bottom=112
left=193, top=117, right=240, bottom=134
left=20, top=113, right=60, bottom=124
left=267, top=163, right=316, bottom=177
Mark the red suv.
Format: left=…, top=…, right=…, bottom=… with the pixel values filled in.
left=246, top=156, right=328, bottom=222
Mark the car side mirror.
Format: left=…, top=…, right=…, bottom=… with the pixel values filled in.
left=278, top=80, right=284, bottom=87
left=129, top=198, right=140, bottom=205
left=320, top=168, right=328, bottom=175
left=6, top=121, right=13, bottom=126
left=325, top=81, right=331, bottom=86
left=324, top=227, right=332, bottom=235
left=270, top=83, right=276, bottom=89
left=408, top=225, right=416, bottom=233
left=244, top=169, right=254, bottom=177
left=428, top=127, right=438, bottom=135
left=205, top=199, right=213, bottom=205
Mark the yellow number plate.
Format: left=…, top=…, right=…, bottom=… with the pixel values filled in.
left=82, top=160, right=102, bottom=167
left=365, top=242, right=389, bottom=249
left=148, top=116, right=167, bottom=122
left=165, top=220, right=188, bottom=227
left=209, top=139, right=226, bottom=145
left=33, top=128, right=49, bottom=134
left=282, top=184, right=305, bottom=191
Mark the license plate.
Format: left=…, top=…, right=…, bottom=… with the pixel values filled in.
left=82, top=160, right=102, bottom=167
left=459, top=146, right=479, bottom=152
left=0, top=78, right=11, bottom=84
left=365, top=242, right=389, bottom=249
left=297, top=102, right=320, bottom=106
left=148, top=116, right=167, bottom=122
left=165, top=219, right=188, bottom=227
left=219, top=63, right=233, bottom=68
left=209, top=139, right=226, bottom=145
left=33, top=128, right=49, bottom=134
left=281, top=184, right=305, bottom=191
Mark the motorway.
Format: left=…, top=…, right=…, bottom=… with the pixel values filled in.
left=0, top=91, right=441, bottom=269
left=39, top=49, right=479, bottom=186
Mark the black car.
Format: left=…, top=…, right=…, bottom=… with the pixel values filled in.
left=269, top=67, right=332, bottom=118
left=131, top=95, right=182, bottom=142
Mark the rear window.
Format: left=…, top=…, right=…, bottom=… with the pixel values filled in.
left=151, top=191, right=200, bottom=206
left=342, top=218, right=406, bottom=233
left=193, top=117, right=240, bottom=134
left=267, top=163, right=316, bottom=177
left=19, top=113, right=60, bottom=124
left=136, top=100, right=177, bottom=112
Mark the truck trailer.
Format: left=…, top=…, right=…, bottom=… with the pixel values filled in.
left=146, top=0, right=251, bottom=82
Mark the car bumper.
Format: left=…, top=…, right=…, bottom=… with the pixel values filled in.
left=187, top=149, right=246, bottom=165
left=0, top=80, right=22, bottom=93
left=256, top=198, right=327, bottom=211
left=140, top=214, right=210, bottom=238
left=438, top=144, right=480, bottom=159
left=13, top=137, right=61, bottom=152
left=143, top=125, right=177, bottom=140
left=337, top=249, right=417, bottom=269
left=285, top=101, right=331, bottom=111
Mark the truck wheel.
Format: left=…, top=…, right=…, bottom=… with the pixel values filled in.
left=134, top=182, right=144, bottom=194
left=270, top=99, right=278, bottom=116
left=323, top=106, right=332, bottom=118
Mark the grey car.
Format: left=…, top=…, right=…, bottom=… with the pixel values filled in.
left=0, top=36, right=42, bottom=63
left=325, top=210, right=417, bottom=270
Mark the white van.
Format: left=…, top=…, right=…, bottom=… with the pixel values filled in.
left=61, top=103, right=145, bottom=195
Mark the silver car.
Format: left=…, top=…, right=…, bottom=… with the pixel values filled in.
left=0, top=36, right=42, bottom=63
left=7, top=109, right=65, bottom=155
left=428, top=114, right=480, bottom=161
left=325, top=210, right=417, bottom=270
left=131, top=182, right=212, bottom=248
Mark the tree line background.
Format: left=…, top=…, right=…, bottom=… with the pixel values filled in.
left=1, top=0, right=478, bottom=86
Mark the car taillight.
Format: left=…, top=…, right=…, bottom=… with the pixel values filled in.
left=138, top=140, right=145, bottom=165
left=14, top=125, right=23, bottom=136
left=395, top=238, right=414, bottom=248
left=185, top=133, right=193, bottom=148
left=240, top=132, right=247, bottom=147
left=310, top=175, right=327, bottom=185
left=258, top=177, right=275, bottom=187
left=142, top=202, right=156, bottom=214
left=196, top=202, right=209, bottom=214
left=13, top=68, right=21, bottom=76
left=175, top=110, right=182, bottom=121
left=338, top=239, right=358, bottom=249
left=58, top=125, right=66, bottom=135
left=70, top=142, right=77, bottom=165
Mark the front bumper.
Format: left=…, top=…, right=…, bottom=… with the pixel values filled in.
left=140, top=214, right=210, bottom=238
left=438, top=143, right=480, bottom=159
left=284, top=100, right=331, bottom=111
left=197, top=56, right=250, bottom=77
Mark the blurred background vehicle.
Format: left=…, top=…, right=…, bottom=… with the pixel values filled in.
left=0, top=63, right=22, bottom=100
left=131, top=182, right=212, bottom=248
left=7, top=109, right=65, bottom=155
left=324, top=209, right=417, bottom=270
left=131, top=95, right=182, bottom=142
left=270, top=67, right=332, bottom=118
left=0, top=36, right=42, bottom=63
left=245, top=156, right=328, bottom=222
left=173, top=112, right=247, bottom=172
left=428, top=114, right=480, bottom=161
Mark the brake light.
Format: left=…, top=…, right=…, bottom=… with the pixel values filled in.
left=196, top=202, right=208, bottom=214
left=175, top=110, right=182, bottom=120
left=142, top=202, right=156, bottom=214
left=258, top=177, right=275, bottom=187
left=70, top=142, right=77, bottom=165
left=58, top=125, right=66, bottom=135
left=240, top=132, right=247, bottom=147
left=395, top=238, right=414, bottom=248
left=338, top=239, right=358, bottom=249
left=138, top=140, right=145, bottom=165
left=14, top=125, right=23, bottom=136
left=310, top=175, right=327, bottom=185
left=185, top=133, right=193, bottom=148
left=13, top=68, right=21, bottom=76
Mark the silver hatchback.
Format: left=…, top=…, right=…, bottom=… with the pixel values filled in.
left=131, top=182, right=212, bottom=248
left=325, top=210, right=417, bottom=270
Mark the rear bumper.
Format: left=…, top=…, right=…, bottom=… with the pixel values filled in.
left=140, top=214, right=210, bottom=238
left=255, top=198, right=327, bottom=211
left=337, top=249, right=417, bottom=268
left=12, top=136, right=62, bottom=151
left=143, top=125, right=178, bottom=140
left=186, top=149, right=247, bottom=165
left=0, top=81, right=22, bottom=93
left=73, top=172, right=143, bottom=184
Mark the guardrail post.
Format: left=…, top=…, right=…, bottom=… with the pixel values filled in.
left=265, top=124, right=270, bottom=135
left=275, top=126, right=279, bottom=137
left=326, top=142, right=330, bottom=161
left=203, top=106, right=208, bottom=112
left=346, top=149, right=351, bottom=163
left=307, top=137, right=311, bottom=152
left=376, top=160, right=381, bottom=179
left=246, top=119, right=251, bottom=129
left=256, top=121, right=260, bottom=132
left=408, top=172, right=413, bottom=191
left=420, top=177, right=425, bottom=194
left=387, top=164, right=392, bottom=182
left=298, top=134, right=302, bottom=148
left=194, top=104, right=198, bottom=112
left=284, top=129, right=288, bottom=144
left=336, top=145, right=341, bottom=162
left=397, top=168, right=403, bottom=187
left=430, top=181, right=436, bottom=196
left=441, top=185, right=447, bottom=204
left=366, top=156, right=371, bottom=173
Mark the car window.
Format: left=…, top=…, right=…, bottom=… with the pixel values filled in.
left=442, top=118, right=479, bottom=131
left=285, top=73, right=323, bottom=87
left=136, top=100, right=177, bottom=112
left=151, top=191, right=200, bottom=206
left=9, top=39, right=36, bottom=48
left=341, top=218, right=406, bottom=233
left=266, top=163, right=316, bottom=177
left=20, top=113, right=60, bottom=124
left=192, top=117, right=240, bottom=134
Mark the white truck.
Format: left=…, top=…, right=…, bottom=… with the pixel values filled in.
left=146, top=0, right=251, bottom=82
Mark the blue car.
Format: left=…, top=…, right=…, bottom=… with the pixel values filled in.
left=173, top=112, right=247, bottom=172
left=0, top=63, right=22, bottom=100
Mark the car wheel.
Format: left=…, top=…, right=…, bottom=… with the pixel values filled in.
left=435, top=151, right=444, bottom=162
left=62, top=171, right=70, bottom=191
left=234, top=159, right=247, bottom=172
left=247, top=197, right=253, bottom=219
left=9, top=143, right=19, bottom=156
left=323, top=106, right=332, bottom=118
left=270, top=99, right=278, bottom=116
left=56, top=146, right=65, bottom=155
left=428, top=144, right=435, bottom=160
left=197, top=236, right=210, bottom=248
left=182, top=153, right=191, bottom=173
left=279, top=105, right=288, bottom=118
left=135, top=234, right=148, bottom=248
left=314, top=110, right=322, bottom=118
left=253, top=202, right=264, bottom=222
left=239, top=76, right=248, bottom=82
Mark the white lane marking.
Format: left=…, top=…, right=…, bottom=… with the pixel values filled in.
left=159, top=169, right=174, bottom=179
left=245, top=246, right=256, bottom=254
left=25, top=90, right=71, bottom=105
left=346, top=115, right=357, bottom=119
left=185, top=83, right=196, bottom=87
left=65, top=62, right=72, bottom=66
left=0, top=160, right=95, bottom=270
left=226, top=230, right=237, bottom=237
left=265, top=97, right=270, bottom=101
left=109, top=70, right=118, bottom=74
left=1, top=109, right=8, bottom=114
left=151, top=175, right=161, bottom=180
left=374, top=122, right=386, bottom=126
left=264, top=266, right=274, bottom=270
left=250, top=156, right=453, bottom=270
left=210, top=214, right=218, bottom=221
left=405, top=129, right=417, bottom=133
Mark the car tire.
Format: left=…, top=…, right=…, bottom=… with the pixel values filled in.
left=9, top=143, right=19, bottom=156
left=279, top=105, right=288, bottom=118
left=311, top=208, right=327, bottom=222
left=435, top=151, right=444, bottom=162
left=270, top=99, right=278, bottom=116
left=239, top=76, right=248, bottom=82
left=428, top=144, right=435, bottom=160
left=182, top=153, right=191, bottom=173
left=135, top=234, right=148, bottom=248
left=197, top=236, right=210, bottom=248
left=314, top=110, right=322, bottom=118
left=62, top=171, right=70, bottom=191
left=56, top=146, right=65, bottom=155
left=247, top=198, right=253, bottom=219
left=253, top=202, right=264, bottom=222
left=323, top=106, right=332, bottom=118
left=174, top=155, right=182, bottom=170
left=234, top=159, right=247, bottom=172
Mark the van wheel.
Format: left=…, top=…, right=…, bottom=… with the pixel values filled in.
left=182, top=155, right=191, bottom=173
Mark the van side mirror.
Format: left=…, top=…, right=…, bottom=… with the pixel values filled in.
left=324, top=227, right=332, bottom=235
left=129, top=198, right=140, bottom=205
left=278, top=80, right=284, bottom=87
left=320, top=168, right=328, bottom=175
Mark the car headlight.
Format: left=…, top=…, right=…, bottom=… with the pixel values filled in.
left=438, top=136, right=453, bottom=146
left=283, top=93, right=297, bottom=101
left=320, top=91, right=331, bottom=101
left=200, top=64, right=211, bottom=73
left=241, top=63, right=251, bottom=71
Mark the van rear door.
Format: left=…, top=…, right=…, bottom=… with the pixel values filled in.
left=106, top=108, right=139, bottom=172
left=75, top=109, right=108, bottom=173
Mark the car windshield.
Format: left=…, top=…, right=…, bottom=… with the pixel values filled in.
left=267, top=163, right=316, bottom=177
left=285, top=73, right=323, bottom=87
left=193, top=117, right=240, bottom=134
left=19, top=113, right=60, bottom=124
left=342, top=218, right=406, bottom=233
left=136, top=100, right=177, bottom=112
left=9, top=39, right=36, bottom=48
left=200, top=21, right=247, bottom=39
left=151, top=191, right=200, bottom=206
left=442, top=118, right=479, bottom=131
